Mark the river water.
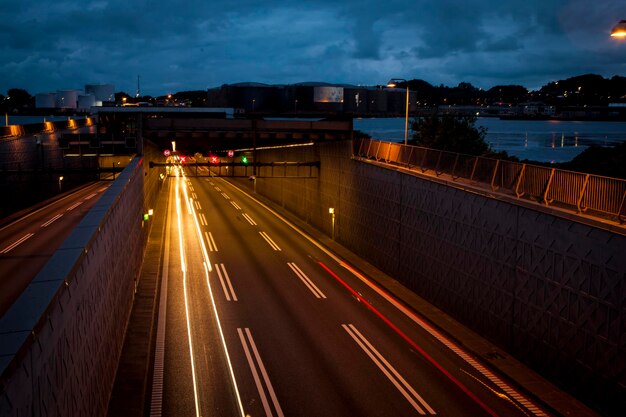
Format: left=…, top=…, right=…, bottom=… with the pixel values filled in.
left=354, top=117, right=626, bottom=163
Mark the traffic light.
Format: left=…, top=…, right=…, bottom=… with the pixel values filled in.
left=210, top=155, right=219, bottom=164
left=241, top=156, right=248, bottom=165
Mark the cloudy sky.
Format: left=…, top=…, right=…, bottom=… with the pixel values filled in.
left=1, top=1, right=625, bottom=96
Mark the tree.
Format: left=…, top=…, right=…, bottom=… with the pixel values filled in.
left=411, top=113, right=490, bottom=156
left=5, top=88, right=32, bottom=111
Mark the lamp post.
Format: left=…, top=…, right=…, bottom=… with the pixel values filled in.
left=387, top=78, right=410, bottom=146
left=610, top=20, right=626, bottom=38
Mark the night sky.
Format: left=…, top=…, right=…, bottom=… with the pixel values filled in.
left=1, top=1, right=625, bottom=96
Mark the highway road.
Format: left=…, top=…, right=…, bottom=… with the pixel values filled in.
left=0, top=181, right=110, bottom=316
left=152, top=166, right=551, bottom=417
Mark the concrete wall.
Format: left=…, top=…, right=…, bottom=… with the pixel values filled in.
left=249, top=140, right=626, bottom=416
left=0, top=147, right=165, bottom=416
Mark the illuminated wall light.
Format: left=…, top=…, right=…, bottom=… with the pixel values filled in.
left=44, top=121, right=55, bottom=132
left=148, top=209, right=154, bottom=216
left=9, top=125, right=25, bottom=136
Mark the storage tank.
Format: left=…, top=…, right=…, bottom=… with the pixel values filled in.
left=78, top=94, right=96, bottom=111
left=56, top=90, right=79, bottom=109
left=35, top=93, right=56, bottom=108
left=85, top=84, right=115, bottom=104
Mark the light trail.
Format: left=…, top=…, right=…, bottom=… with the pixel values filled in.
left=181, top=173, right=246, bottom=417
left=1, top=233, right=34, bottom=253
left=176, top=176, right=201, bottom=417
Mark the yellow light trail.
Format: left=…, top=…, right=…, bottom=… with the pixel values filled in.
left=176, top=175, right=200, bottom=417
left=179, top=166, right=246, bottom=417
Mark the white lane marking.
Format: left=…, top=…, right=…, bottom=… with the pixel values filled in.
left=221, top=192, right=230, bottom=200
left=343, top=324, right=435, bottom=415
left=215, top=186, right=221, bottom=192
left=287, top=262, right=326, bottom=299
left=230, top=201, right=241, bottom=210
left=84, top=192, right=97, bottom=200
left=340, top=264, right=549, bottom=416
left=1, top=233, right=35, bottom=253
left=98, top=186, right=108, bottom=192
left=242, top=213, right=257, bottom=226
left=215, top=263, right=238, bottom=301
left=150, top=181, right=173, bottom=417
left=40, top=213, right=63, bottom=228
left=259, top=231, right=281, bottom=251
left=194, top=200, right=201, bottom=210
left=238, top=328, right=284, bottom=417
left=199, top=213, right=208, bottom=226
left=204, top=231, right=218, bottom=252
left=225, top=180, right=550, bottom=417
left=66, top=201, right=83, bottom=211
left=192, top=192, right=198, bottom=199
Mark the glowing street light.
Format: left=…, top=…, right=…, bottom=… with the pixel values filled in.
left=387, top=78, right=410, bottom=146
left=610, top=20, right=626, bottom=38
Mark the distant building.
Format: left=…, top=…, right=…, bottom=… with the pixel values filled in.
left=35, top=93, right=56, bottom=109
left=206, top=82, right=416, bottom=116
left=85, top=84, right=115, bottom=105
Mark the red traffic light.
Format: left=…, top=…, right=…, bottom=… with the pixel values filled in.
left=210, top=155, right=219, bottom=164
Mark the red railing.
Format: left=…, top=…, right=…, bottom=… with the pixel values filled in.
left=354, top=138, right=626, bottom=224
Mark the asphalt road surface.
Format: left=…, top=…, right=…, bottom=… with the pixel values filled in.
left=153, top=165, right=550, bottom=417
left=0, top=181, right=110, bottom=316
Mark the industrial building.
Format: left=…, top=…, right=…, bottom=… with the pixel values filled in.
left=206, top=82, right=417, bottom=117
left=34, top=84, right=115, bottom=111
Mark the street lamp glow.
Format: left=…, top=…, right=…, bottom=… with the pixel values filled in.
left=387, top=78, right=410, bottom=146
left=611, top=20, right=626, bottom=38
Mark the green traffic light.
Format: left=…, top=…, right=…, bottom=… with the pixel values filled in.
left=241, top=156, right=248, bottom=165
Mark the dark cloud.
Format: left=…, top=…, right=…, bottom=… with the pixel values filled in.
left=0, top=0, right=625, bottom=95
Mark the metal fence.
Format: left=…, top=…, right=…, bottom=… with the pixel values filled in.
left=354, top=138, right=626, bottom=224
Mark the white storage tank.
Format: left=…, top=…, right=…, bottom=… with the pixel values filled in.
left=35, top=93, right=56, bottom=108
left=85, top=84, right=115, bottom=105
left=78, top=94, right=96, bottom=111
left=56, top=90, right=79, bottom=109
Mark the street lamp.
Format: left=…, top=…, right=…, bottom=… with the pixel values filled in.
left=387, top=78, right=410, bottom=145
left=611, top=20, right=626, bottom=38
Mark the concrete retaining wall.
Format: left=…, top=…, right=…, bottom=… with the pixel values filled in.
left=250, top=140, right=626, bottom=416
left=0, top=156, right=153, bottom=416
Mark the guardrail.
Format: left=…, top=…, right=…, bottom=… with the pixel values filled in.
left=353, top=138, right=626, bottom=224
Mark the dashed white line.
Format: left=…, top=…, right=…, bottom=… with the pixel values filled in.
left=1, top=233, right=35, bottom=253
left=221, top=192, right=230, bottom=200
left=238, top=328, right=284, bottom=417
left=242, top=213, right=257, bottom=226
left=199, top=213, right=207, bottom=226
left=40, top=213, right=63, bottom=228
left=215, top=263, right=238, bottom=301
left=66, top=201, right=83, bottom=211
left=259, top=231, right=281, bottom=251
left=230, top=201, right=241, bottom=210
left=84, top=192, right=97, bottom=200
left=343, top=324, right=435, bottom=415
left=287, top=262, right=326, bottom=299
left=204, top=231, right=218, bottom=252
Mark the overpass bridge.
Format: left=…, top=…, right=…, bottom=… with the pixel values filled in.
left=1, top=126, right=624, bottom=416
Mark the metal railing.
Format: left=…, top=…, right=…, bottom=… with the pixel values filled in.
left=354, top=138, right=626, bottom=224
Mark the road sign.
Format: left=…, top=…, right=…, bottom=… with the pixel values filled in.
left=228, top=150, right=234, bottom=158
left=164, top=149, right=171, bottom=156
